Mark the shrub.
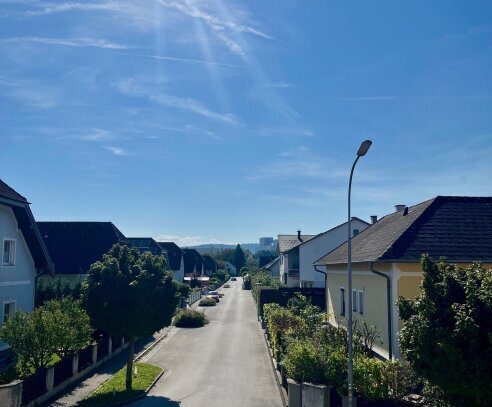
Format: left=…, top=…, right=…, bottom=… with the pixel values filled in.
left=398, top=256, right=492, bottom=407
left=199, top=298, right=217, bottom=306
left=353, top=357, right=387, bottom=400
left=263, top=304, right=305, bottom=356
left=224, top=284, right=230, bottom=288
left=173, top=309, right=207, bottom=328
left=283, top=338, right=327, bottom=384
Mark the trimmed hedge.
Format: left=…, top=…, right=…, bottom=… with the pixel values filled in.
left=173, top=309, right=208, bottom=328
left=199, top=298, right=217, bottom=307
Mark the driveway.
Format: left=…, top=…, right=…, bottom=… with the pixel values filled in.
left=129, top=278, right=283, bottom=407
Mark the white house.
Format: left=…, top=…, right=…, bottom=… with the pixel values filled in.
left=0, top=180, right=53, bottom=365
left=262, top=257, right=280, bottom=278
left=278, top=218, right=370, bottom=287
left=156, top=242, right=185, bottom=282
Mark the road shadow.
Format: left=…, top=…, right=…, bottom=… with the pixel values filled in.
left=129, top=395, right=181, bottom=406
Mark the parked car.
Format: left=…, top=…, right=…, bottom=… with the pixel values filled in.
left=231, top=277, right=237, bottom=281
left=206, top=291, right=220, bottom=302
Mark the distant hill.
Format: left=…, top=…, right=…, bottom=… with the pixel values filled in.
left=186, top=243, right=259, bottom=254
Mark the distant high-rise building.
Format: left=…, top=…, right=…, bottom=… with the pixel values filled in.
left=258, top=237, right=276, bottom=252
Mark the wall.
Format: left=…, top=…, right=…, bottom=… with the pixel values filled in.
left=0, top=205, right=36, bottom=351
left=326, top=262, right=392, bottom=359
left=299, top=220, right=369, bottom=287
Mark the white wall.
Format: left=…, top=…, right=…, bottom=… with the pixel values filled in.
left=0, top=205, right=37, bottom=350
left=299, top=219, right=369, bottom=287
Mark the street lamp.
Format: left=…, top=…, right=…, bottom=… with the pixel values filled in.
left=347, top=139, right=372, bottom=406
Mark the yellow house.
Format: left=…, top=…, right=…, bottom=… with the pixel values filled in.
left=315, top=196, right=492, bottom=360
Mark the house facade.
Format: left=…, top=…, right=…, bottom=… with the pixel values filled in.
left=261, top=256, right=280, bottom=278
left=37, top=221, right=126, bottom=284
left=278, top=219, right=369, bottom=288
left=202, top=255, right=217, bottom=276
left=316, top=196, right=492, bottom=360
left=156, top=242, right=185, bottom=282
left=278, top=232, right=316, bottom=287
left=183, top=248, right=204, bottom=276
left=0, top=180, right=53, bottom=360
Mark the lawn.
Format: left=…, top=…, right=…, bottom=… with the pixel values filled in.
left=79, top=362, right=162, bottom=407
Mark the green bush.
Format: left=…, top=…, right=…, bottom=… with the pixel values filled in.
left=199, top=298, right=217, bottom=306
left=224, top=284, right=230, bottom=288
left=283, top=338, right=327, bottom=384
left=353, top=357, right=387, bottom=400
left=263, top=304, right=305, bottom=356
left=0, top=366, right=18, bottom=385
left=173, top=309, right=207, bottom=328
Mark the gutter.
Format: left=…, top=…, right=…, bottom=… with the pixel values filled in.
left=369, top=262, right=393, bottom=360
left=314, top=265, right=327, bottom=312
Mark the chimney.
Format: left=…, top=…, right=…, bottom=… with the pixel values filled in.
left=297, top=229, right=303, bottom=242
left=370, top=215, right=378, bottom=224
left=395, top=205, right=406, bottom=213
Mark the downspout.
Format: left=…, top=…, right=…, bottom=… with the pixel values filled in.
left=369, top=262, right=393, bottom=360
left=314, top=266, right=327, bottom=313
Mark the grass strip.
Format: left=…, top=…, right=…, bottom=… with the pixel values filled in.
left=78, top=362, right=162, bottom=407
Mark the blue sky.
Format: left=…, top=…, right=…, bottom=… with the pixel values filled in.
left=1, top=1, right=491, bottom=246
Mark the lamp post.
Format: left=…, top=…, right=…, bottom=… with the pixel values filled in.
left=347, top=140, right=372, bottom=406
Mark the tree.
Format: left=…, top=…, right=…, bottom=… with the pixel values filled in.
left=233, top=244, right=246, bottom=271
left=83, top=244, right=180, bottom=390
left=43, top=298, right=92, bottom=358
left=398, top=255, right=492, bottom=407
left=0, top=308, right=57, bottom=376
left=0, top=298, right=91, bottom=376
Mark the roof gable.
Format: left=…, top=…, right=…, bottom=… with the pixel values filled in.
left=156, top=242, right=183, bottom=270
left=127, top=237, right=162, bottom=256
left=0, top=179, right=27, bottom=203
left=317, top=196, right=492, bottom=265
left=37, top=221, right=126, bottom=275
left=278, top=234, right=316, bottom=253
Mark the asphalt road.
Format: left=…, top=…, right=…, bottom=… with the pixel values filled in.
left=129, top=278, right=283, bottom=407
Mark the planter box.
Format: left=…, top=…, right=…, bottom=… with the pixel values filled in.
left=302, top=382, right=330, bottom=407
left=287, top=379, right=302, bottom=407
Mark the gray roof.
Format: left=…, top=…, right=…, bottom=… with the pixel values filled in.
left=277, top=234, right=316, bottom=253
left=262, top=257, right=280, bottom=270
left=316, top=196, right=492, bottom=265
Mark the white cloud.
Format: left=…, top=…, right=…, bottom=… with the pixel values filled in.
left=77, top=129, right=113, bottom=141
left=124, top=53, right=241, bottom=68
left=0, top=77, right=59, bottom=108
left=154, top=234, right=226, bottom=247
left=0, top=36, right=129, bottom=49
left=115, top=78, right=237, bottom=124
left=103, top=145, right=128, bottom=156
left=25, top=2, right=119, bottom=16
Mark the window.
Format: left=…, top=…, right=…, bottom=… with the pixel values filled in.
left=340, top=287, right=345, bottom=316
left=353, top=229, right=359, bottom=236
left=3, top=301, right=15, bottom=323
left=352, top=289, right=358, bottom=312
left=2, top=239, right=16, bottom=266
left=358, top=290, right=364, bottom=315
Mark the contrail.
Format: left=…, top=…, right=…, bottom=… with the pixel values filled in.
left=120, top=52, right=241, bottom=68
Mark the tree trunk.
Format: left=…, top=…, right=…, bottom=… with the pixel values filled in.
left=125, top=337, right=135, bottom=391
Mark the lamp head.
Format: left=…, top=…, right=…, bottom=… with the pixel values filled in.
left=357, top=140, right=372, bottom=157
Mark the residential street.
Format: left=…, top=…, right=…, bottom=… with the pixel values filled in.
left=129, top=279, right=283, bottom=407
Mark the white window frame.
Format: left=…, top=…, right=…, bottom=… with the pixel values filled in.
left=340, top=287, right=346, bottom=316
left=2, top=300, right=16, bottom=324
left=352, top=289, right=358, bottom=312
left=358, top=290, right=364, bottom=315
left=2, top=238, right=16, bottom=266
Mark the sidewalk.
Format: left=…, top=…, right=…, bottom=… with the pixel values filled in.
left=48, top=327, right=173, bottom=407
left=48, top=297, right=204, bottom=407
